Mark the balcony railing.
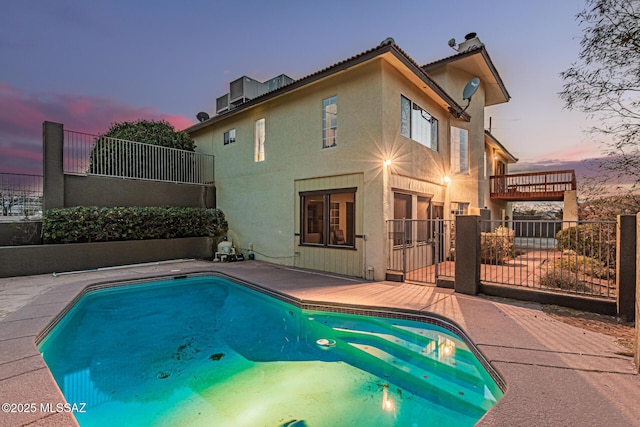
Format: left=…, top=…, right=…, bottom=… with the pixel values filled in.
left=490, top=170, right=576, bottom=201
left=64, top=130, right=214, bottom=185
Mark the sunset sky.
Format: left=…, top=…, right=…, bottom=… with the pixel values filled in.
left=1, top=0, right=601, bottom=176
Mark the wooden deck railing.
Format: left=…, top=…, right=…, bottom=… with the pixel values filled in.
left=490, top=170, right=576, bottom=201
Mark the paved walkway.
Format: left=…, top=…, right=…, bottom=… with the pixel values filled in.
left=0, top=260, right=638, bottom=426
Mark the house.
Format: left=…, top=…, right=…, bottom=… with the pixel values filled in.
left=186, top=33, right=522, bottom=280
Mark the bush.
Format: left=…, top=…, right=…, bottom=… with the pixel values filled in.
left=556, top=224, right=615, bottom=266
left=553, top=253, right=613, bottom=280
left=90, top=120, right=196, bottom=177
left=481, top=226, right=514, bottom=264
left=100, top=120, right=195, bottom=151
left=42, top=206, right=227, bottom=244
left=539, top=269, right=593, bottom=294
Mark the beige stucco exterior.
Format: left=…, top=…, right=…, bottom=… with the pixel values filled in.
left=189, top=44, right=512, bottom=280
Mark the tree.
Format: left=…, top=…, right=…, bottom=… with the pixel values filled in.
left=89, top=120, right=196, bottom=178
left=101, top=119, right=195, bottom=151
left=559, top=0, right=640, bottom=189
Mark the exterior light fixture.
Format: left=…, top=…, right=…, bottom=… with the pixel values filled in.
left=444, top=176, right=451, bottom=184
left=384, top=159, right=392, bottom=166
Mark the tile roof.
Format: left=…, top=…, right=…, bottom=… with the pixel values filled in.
left=485, top=129, right=518, bottom=163
left=186, top=39, right=470, bottom=133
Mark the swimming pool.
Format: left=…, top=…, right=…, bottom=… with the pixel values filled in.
left=38, top=274, right=503, bottom=426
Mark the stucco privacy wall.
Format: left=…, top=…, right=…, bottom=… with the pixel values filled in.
left=43, top=121, right=216, bottom=210
left=0, top=237, right=212, bottom=278
left=64, top=175, right=215, bottom=208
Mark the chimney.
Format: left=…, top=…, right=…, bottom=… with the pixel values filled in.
left=457, top=32, right=484, bottom=52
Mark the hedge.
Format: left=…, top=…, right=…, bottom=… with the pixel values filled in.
left=42, top=206, right=228, bottom=244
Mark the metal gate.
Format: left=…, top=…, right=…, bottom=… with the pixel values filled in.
left=386, top=219, right=455, bottom=284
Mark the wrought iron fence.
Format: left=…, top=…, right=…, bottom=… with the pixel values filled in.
left=63, top=130, right=215, bottom=185
left=479, top=219, right=616, bottom=299
left=386, top=219, right=454, bottom=284
left=0, top=173, right=43, bottom=218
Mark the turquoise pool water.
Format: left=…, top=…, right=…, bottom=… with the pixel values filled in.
left=38, top=275, right=503, bottom=426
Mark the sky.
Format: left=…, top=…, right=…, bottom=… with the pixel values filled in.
left=0, top=0, right=601, bottom=176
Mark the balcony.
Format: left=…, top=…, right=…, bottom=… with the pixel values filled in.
left=490, top=170, right=576, bottom=201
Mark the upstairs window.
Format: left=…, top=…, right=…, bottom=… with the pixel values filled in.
left=254, top=118, right=265, bottom=162
left=451, top=126, right=469, bottom=174
left=224, top=129, right=236, bottom=145
left=322, top=96, right=337, bottom=148
left=400, top=95, right=438, bottom=151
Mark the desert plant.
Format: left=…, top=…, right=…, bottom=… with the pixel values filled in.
left=480, top=226, right=514, bottom=264
left=556, top=224, right=615, bottom=267
left=539, top=269, right=593, bottom=294
left=554, top=253, right=613, bottom=280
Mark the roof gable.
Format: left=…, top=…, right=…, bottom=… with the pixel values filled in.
left=422, top=46, right=510, bottom=106
left=485, top=130, right=518, bottom=163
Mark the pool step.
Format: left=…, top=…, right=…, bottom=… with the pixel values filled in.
left=306, top=317, right=499, bottom=415
left=331, top=327, right=482, bottom=387
left=347, top=341, right=498, bottom=411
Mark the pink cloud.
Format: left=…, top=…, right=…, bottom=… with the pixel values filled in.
left=527, top=141, right=602, bottom=164
left=0, top=83, right=196, bottom=175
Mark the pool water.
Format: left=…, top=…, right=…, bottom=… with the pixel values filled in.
left=38, top=276, right=503, bottom=426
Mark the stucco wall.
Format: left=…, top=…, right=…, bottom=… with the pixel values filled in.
left=64, top=175, right=215, bottom=208
left=0, top=237, right=213, bottom=278
left=192, top=60, right=387, bottom=278
left=190, top=53, right=502, bottom=279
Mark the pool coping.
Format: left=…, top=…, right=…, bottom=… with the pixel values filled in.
left=36, top=270, right=506, bottom=396
left=1, top=260, right=639, bottom=426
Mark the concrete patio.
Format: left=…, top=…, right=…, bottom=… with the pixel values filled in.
left=0, top=260, right=638, bottom=426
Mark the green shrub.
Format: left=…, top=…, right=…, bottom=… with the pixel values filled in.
left=556, top=224, right=615, bottom=266
left=42, top=206, right=227, bottom=244
left=481, top=226, right=514, bottom=264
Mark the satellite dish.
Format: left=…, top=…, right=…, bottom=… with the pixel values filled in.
left=450, top=77, right=481, bottom=119
left=447, top=38, right=457, bottom=48
left=196, top=112, right=210, bottom=122
left=462, top=77, right=480, bottom=101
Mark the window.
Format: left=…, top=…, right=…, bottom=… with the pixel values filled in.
left=301, top=189, right=355, bottom=247
left=322, top=96, right=337, bottom=148
left=254, top=118, right=265, bottom=162
left=451, top=202, right=469, bottom=216
left=451, top=127, right=469, bottom=174
left=224, top=129, right=236, bottom=145
left=400, top=95, right=438, bottom=151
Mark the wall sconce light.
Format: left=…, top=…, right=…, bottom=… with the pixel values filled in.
left=443, top=176, right=451, bottom=184
left=383, top=159, right=392, bottom=166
